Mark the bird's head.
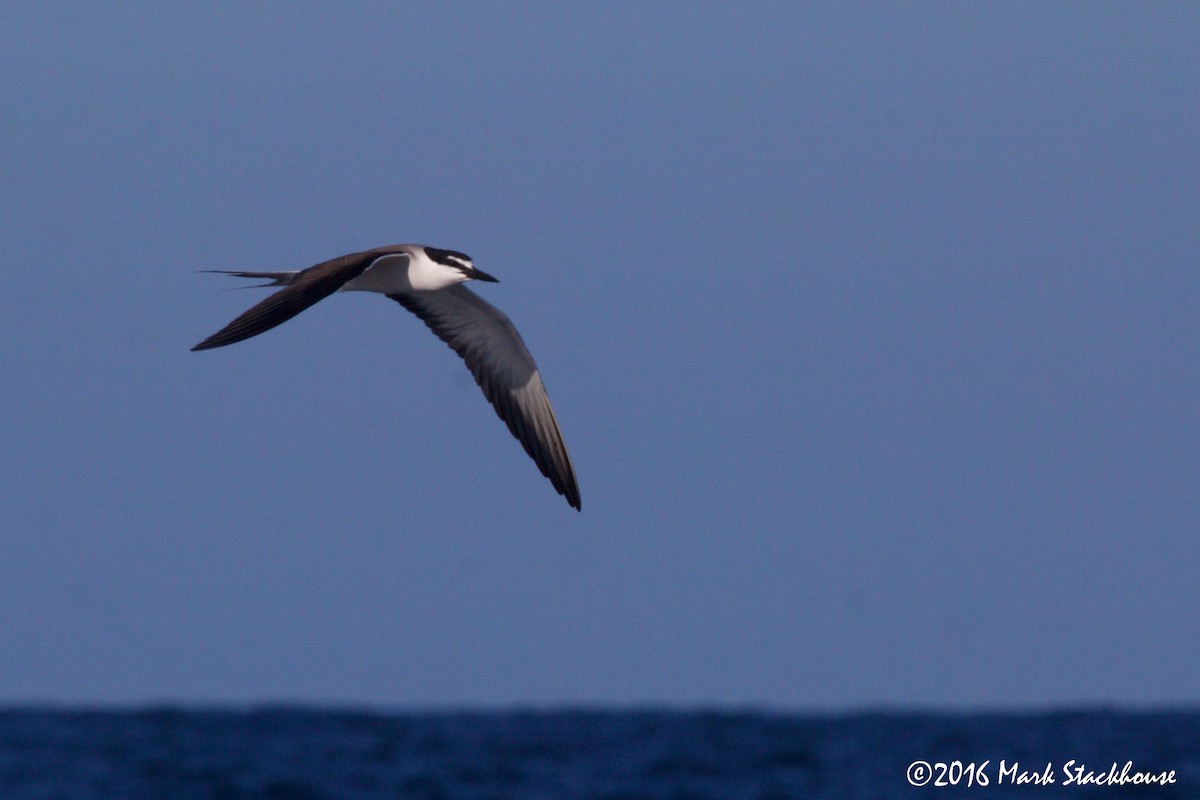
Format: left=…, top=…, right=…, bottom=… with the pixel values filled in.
left=424, top=246, right=499, bottom=284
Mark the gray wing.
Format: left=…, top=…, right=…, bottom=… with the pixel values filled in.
left=389, top=285, right=581, bottom=511
left=192, top=251, right=379, bottom=351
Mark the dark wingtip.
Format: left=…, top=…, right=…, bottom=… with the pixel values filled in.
left=191, top=336, right=222, bottom=351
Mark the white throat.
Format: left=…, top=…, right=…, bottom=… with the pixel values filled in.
left=341, top=248, right=470, bottom=294
left=407, top=248, right=473, bottom=291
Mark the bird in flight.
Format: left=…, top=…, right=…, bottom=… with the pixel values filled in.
left=192, top=244, right=580, bottom=511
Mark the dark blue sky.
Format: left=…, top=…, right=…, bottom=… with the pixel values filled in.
left=2, top=3, right=1197, bottom=708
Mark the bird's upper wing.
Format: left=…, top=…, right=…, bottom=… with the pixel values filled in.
left=192, top=250, right=386, bottom=351
left=388, top=284, right=581, bottom=511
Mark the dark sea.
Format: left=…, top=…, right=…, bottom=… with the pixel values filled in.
left=1, top=708, right=1196, bottom=799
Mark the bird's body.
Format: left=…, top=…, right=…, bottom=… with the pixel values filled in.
left=193, top=244, right=580, bottom=511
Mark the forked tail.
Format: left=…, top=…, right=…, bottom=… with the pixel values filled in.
left=192, top=269, right=308, bottom=350
left=198, top=269, right=301, bottom=289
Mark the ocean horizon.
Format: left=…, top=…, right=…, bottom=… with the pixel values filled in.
left=1, top=705, right=1195, bottom=799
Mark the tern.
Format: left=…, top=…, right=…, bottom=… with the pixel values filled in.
left=192, top=244, right=581, bottom=511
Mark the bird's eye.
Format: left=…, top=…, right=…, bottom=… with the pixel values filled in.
left=425, top=246, right=474, bottom=269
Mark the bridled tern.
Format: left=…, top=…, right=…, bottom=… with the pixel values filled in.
left=192, top=244, right=581, bottom=511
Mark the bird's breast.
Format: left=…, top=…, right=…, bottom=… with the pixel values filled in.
left=340, top=254, right=414, bottom=294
